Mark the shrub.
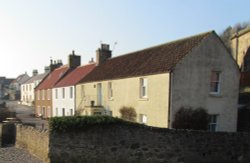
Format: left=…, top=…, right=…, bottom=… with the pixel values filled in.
left=49, top=115, right=138, bottom=132
left=172, top=107, right=209, bottom=130
left=119, top=106, right=137, bottom=122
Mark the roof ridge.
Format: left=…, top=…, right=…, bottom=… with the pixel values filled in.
left=109, top=30, right=213, bottom=60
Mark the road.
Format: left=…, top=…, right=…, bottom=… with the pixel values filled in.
left=6, top=101, right=48, bottom=129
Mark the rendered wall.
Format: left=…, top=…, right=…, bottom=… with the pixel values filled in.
left=171, top=33, right=240, bottom=132
left=76, top=73, right=170, bottom=128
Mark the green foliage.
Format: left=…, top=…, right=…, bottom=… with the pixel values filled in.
left=119, top=106, right=137, bottom=122
left=49, top=115, right=137, bottom=132
left=172, top=107, right=209, bottom=130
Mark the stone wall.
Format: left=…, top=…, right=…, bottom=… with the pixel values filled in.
left=49, top=124, right=250, bottom=163
left=2, top=123, right=250, bottom=163
left=15, top=124, right=49, bottom=162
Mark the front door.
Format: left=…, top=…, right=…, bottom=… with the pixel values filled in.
left=97, top=83, right=102, bottom=106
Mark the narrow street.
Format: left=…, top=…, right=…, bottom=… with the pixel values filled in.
left=6, top=101, right=48, bottom=129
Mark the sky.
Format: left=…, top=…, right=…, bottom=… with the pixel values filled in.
left=0, top=0, right=249, bottom=78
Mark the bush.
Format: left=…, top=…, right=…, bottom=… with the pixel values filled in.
left=49, top=115, right=138, bottom=132
left=172, top=107, right=209, bottom=130
left=119, top=106, right=137, bottom=122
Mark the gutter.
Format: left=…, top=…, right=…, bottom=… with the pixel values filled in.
left=168, top=70, right=173, bottom=128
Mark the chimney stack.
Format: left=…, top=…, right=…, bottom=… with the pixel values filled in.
left=68, top=50, right=81, bottom=68
left=44, top=66, right=50, bottom=73
left=32, top=69, right=38, bottom=76
left=50, top=59, right=63, bottom=72
left=96, top=44, right=112, bottom=66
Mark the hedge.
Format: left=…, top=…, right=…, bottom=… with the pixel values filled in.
left=49, top=115, right=139, bottom=132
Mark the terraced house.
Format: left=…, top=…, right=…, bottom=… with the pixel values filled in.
left=21, top=70, right=48, bottom=106
left=35, top=60, right=66, bottom=118
left=52, top=54, right=95, bottom=117
left=76, top=31, right=240, bottom=132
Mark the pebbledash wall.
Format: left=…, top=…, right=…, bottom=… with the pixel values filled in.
left=8, top=123, right=250, bottom=163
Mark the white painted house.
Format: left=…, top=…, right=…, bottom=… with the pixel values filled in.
left=52, top=52, right=95, bottom=117
left=21, top=70, right=48, bottom=106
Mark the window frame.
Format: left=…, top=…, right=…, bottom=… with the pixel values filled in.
left=139, top=114, right=147, bottom=124
left=208, top=115, right=218, bottom=132
left=62, top=88, right=65, bottom=99
left=108, top=82, right=113, bottom=100
left=47, top=89, right=50, bottom=100
left=210, top=71, right=221, bottom=95
left=139, top=78, right=148, bottom=98
left=70, top=87, right=73, bottom=99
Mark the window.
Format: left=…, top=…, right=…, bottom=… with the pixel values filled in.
left=70, top=109, right=73, bottom=116
left=37, top=91, right=40, bottom=100
left=139, top=114, right=147, bottom=124
left=62, top=108, right=65, bottom=116
left=210, top=71, right=221, bottom=94
left=47, top=89, right=50, bottom=100
left=56, top=108, right=58, bottom=116
left=108, top=82, right=113, bottom=99
left=208, top=115, right=218, bottom=132
left=55, top=89, right=58, bottom=99
left=62, top=88, right=65, bottom=99
left=29, top=84, right=31, bottom=91
left=70, top=87, right=73, bottom=99
left=42, top=90, right=45, bottom=100
left=81, top=85, right=85, bottom=99
left=140, top=78, right=148, bottom=98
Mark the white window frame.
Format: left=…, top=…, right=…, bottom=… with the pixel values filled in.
left=208, top=115, right=218, bottom=132
left=139, top=114, right=147, bottom=124
left=37, top=90, right=40, bottom=100
left=210, top=71, right=221, bottom=95
left=70, top=87, right=73, bottom=99
left=108, top=82, right=113, bottom=100
left=81, top=85, right=85, bottom=99
left=140, top=78, right=148, bottom=98
left=55, top=89, right=58, bottom=99
left=47, top=89, right=50, bottom=100
left=42, top=90, right=45, bottom=100
left=62, top=88, right=65, bottom=99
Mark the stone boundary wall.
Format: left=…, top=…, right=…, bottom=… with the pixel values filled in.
left=2, top=123, right=250, bottom=163
left=50, top=124, right=250, bottom=163
left=15, top=124, right=49, bottom=162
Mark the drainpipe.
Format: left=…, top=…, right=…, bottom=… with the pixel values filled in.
left=168, top=71, right=173, bottom=128
left=235, top=32, right=239, bottom=65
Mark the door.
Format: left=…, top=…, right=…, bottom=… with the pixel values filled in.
left=97, top=83, right=102, bottom=106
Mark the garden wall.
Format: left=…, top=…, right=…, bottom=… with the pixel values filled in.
left=49, top=124, right=250, bottom=163
left=15, top=124, right=49, bottom=162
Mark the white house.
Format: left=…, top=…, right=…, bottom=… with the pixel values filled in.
left=21, top=70, right=48, bottom=106
left=52, top=52, right=95, bottom=117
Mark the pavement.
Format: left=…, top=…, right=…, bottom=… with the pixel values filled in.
left=6, top=101, right=49, bottom=130
left=0, top=146, right=42, bottom=163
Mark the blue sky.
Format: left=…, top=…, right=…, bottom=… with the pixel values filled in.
left=0, top=0, right=249, bottom=78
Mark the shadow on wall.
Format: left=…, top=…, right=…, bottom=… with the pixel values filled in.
left=0, top=123, right=16, bottom=147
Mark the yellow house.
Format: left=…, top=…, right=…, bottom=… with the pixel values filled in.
left=76, top=31, right=239, bottom=132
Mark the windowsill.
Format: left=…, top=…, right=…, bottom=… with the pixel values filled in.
left=139, top=97, right=149, bottom=101
left=209, top=93, right=222, bottom=98
left=108, top=98, right=114, bottom=101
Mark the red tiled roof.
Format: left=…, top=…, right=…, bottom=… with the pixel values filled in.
left=54, top=63, right=95, bottom=88
left=240, top=72, right=250, bottom=87
left=80, top=31, right=212, bottom=83
left=36, top=66, right=70, bottom=90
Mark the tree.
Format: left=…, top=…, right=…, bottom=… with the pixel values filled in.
left=119, top=106, right=137, bottom=122
left=172, top=107, right=209, bottom=130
